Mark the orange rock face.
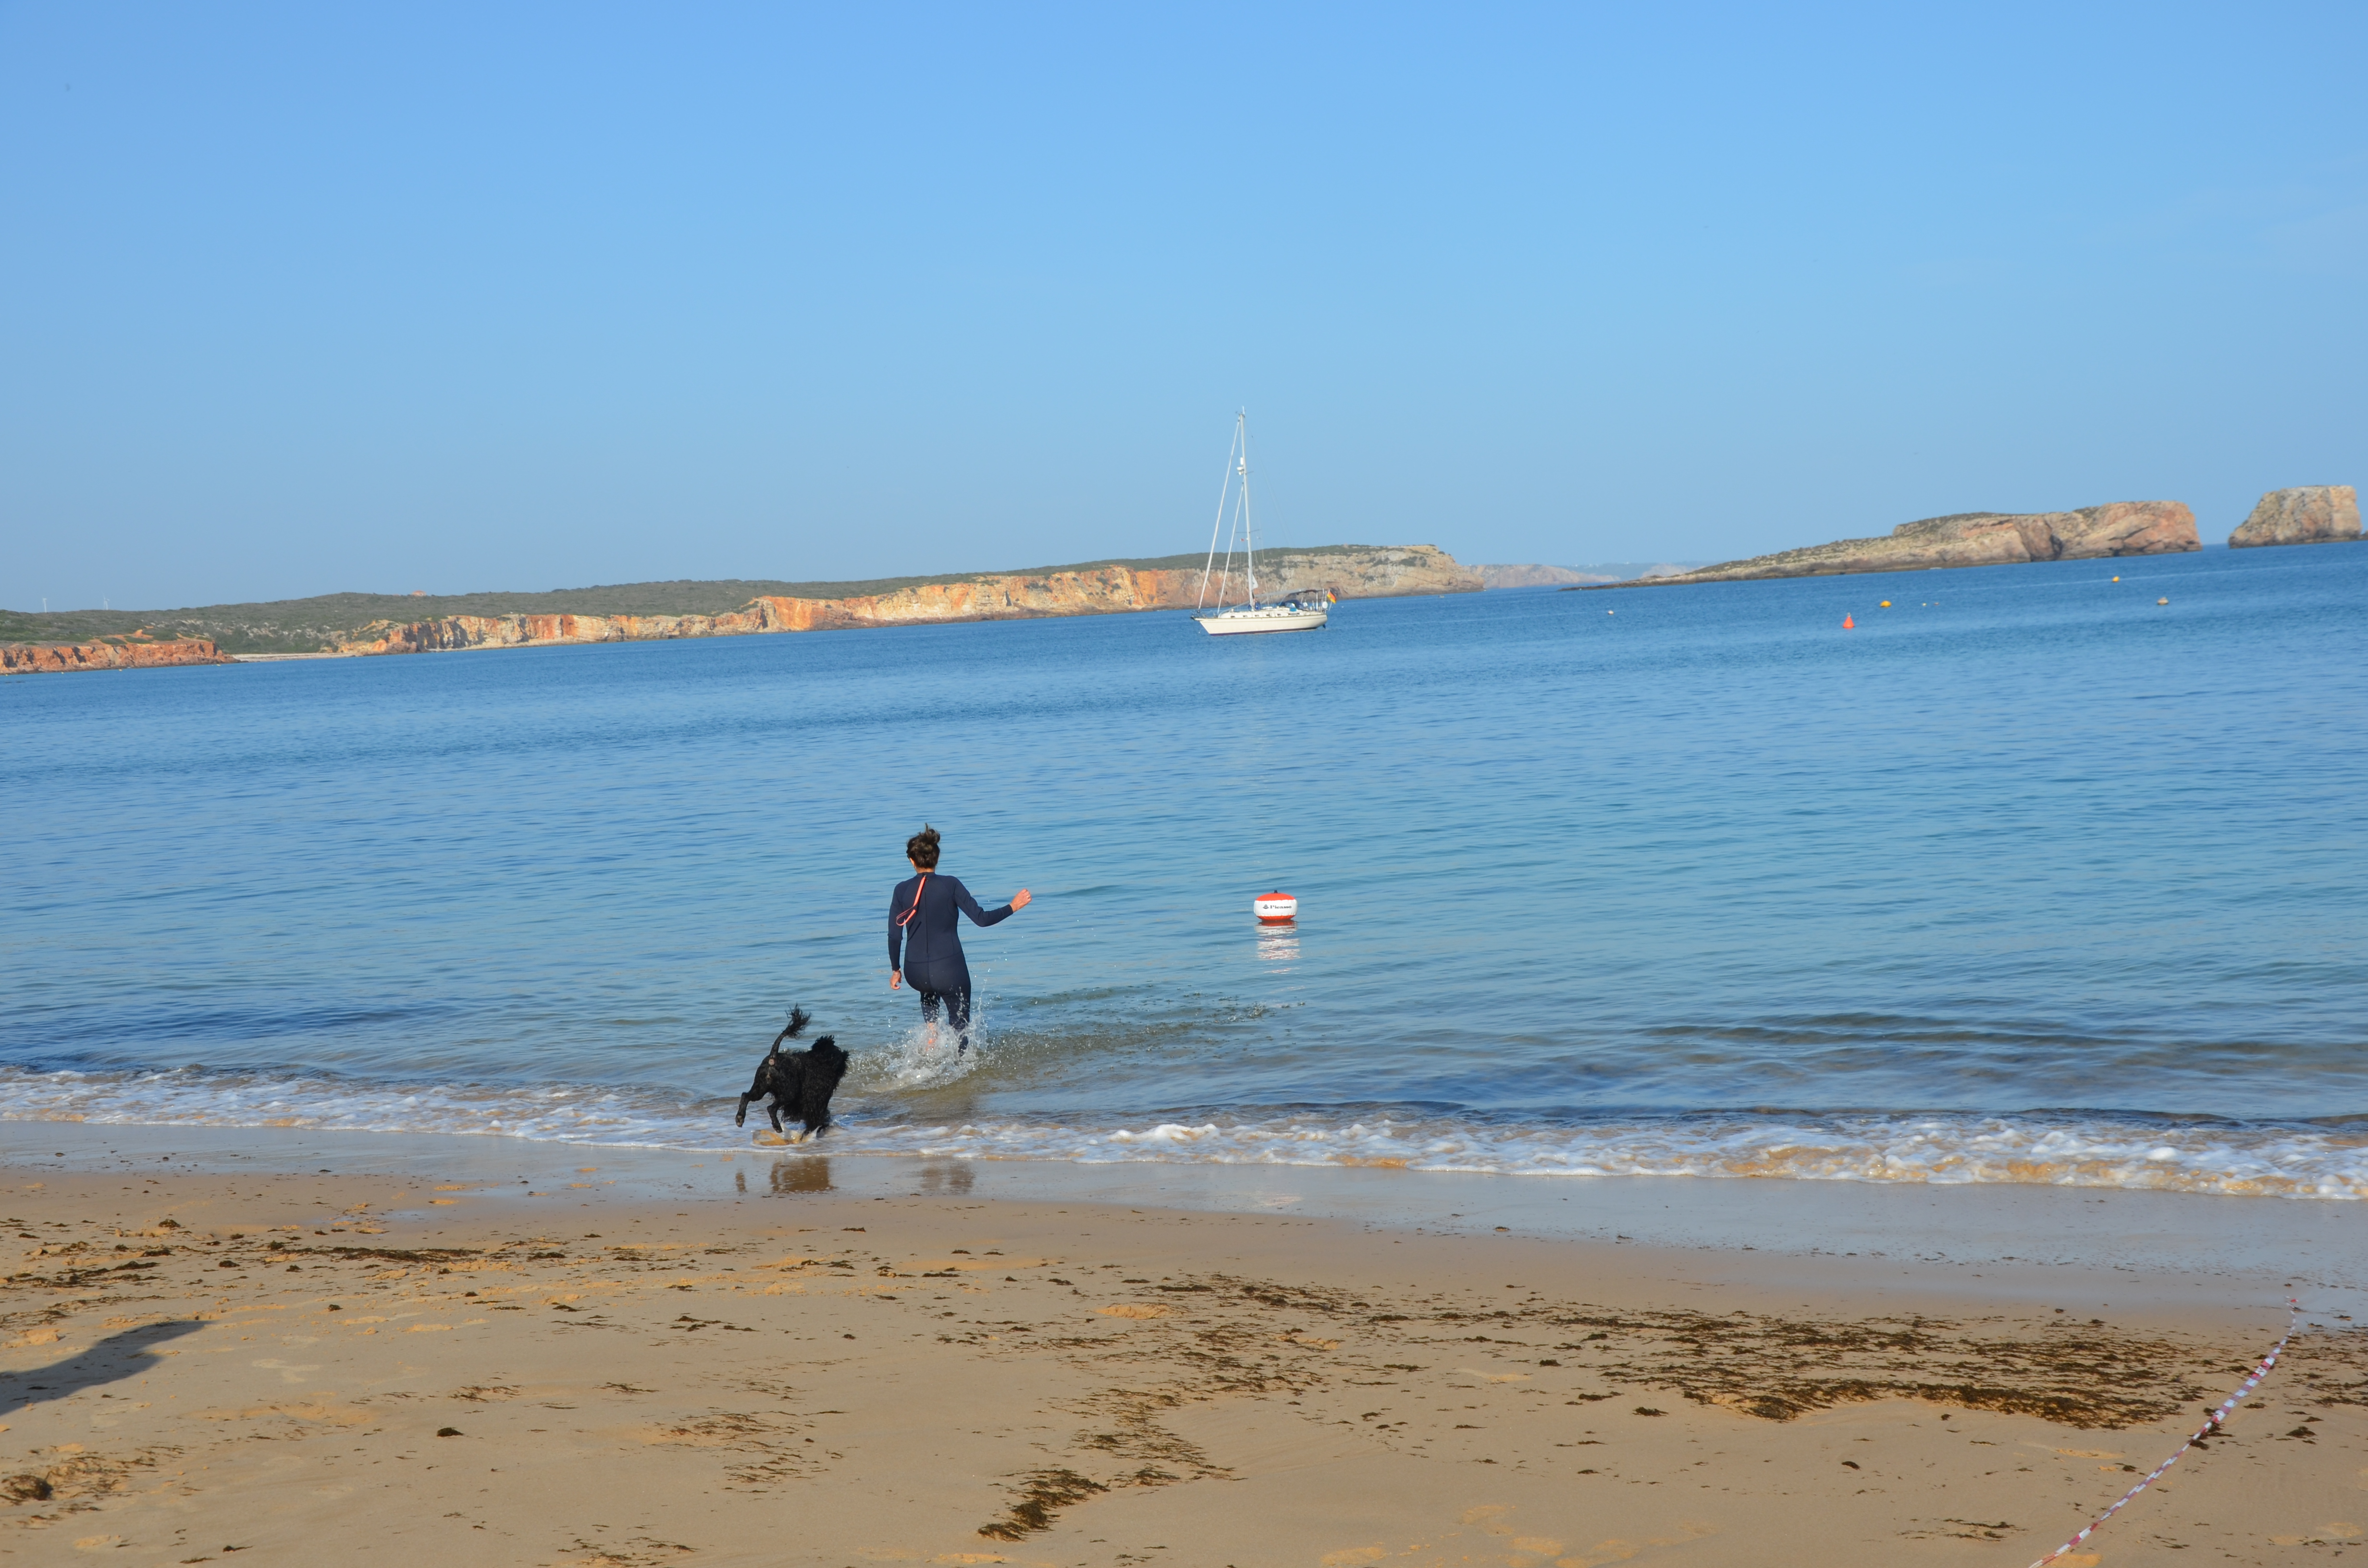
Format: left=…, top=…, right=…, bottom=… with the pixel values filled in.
left=2045, top=501, right=2204, bottom=558
left=0, top=637, right=234, bottom=674
left=8, top=549, right=1479, bottom=671
left=329, top=548, right=1479, bottom=658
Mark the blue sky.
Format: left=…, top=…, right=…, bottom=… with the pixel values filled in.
left=4, top=2, right=2362, bottom=609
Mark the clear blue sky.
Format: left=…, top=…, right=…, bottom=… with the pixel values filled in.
left=4, top=2, right=2362, bottom=610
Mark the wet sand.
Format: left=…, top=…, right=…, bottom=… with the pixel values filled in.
left=3, top=1136, right=2365, bottom=1566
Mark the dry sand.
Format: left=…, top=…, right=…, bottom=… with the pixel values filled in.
left=3, top=1148, right=2364, bottom=1567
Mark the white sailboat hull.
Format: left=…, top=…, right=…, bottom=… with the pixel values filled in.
left=1194, top=605, right=1328, bottom=635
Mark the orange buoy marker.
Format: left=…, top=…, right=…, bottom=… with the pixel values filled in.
left=1254, top=891, right=1298, bottom=923
left=1879, top=600, right=1891, bottom=608
left=1842, top=614, right=1855, bottom=629
left=2158, top=597, right=2169, bottom=605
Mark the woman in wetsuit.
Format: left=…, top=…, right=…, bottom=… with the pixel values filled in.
left=888, top=825, right=1030, bottom=1051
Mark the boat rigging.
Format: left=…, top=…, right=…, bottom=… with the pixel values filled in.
left=1193, top=412, right=1333, bottom=636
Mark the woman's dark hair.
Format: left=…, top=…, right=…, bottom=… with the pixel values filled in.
left=906, top=824, right=941, bottom=869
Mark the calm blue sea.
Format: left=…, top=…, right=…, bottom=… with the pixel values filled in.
left=5, top=544, right=2365, bottom=1196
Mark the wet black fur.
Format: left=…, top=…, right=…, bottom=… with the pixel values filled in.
left=733, top=1006, right=849, bottom=1138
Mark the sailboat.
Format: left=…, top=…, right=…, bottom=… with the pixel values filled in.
left=1193, top=412, right=1333, bottom=636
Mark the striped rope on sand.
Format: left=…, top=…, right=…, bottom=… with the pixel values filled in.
left=2024, top=1297, right=2303, bottom=1568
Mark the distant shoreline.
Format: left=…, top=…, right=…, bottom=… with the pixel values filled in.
left=2, top=544, right=1482, bottom=672
left=1578, top=501, right=2203, bottom=589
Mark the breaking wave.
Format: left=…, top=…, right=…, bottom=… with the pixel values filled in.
left=3, top=1063, right=2362, bottom=1200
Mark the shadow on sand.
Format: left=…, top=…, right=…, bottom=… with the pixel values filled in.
left=3, top=1320, right=205, bottom=1413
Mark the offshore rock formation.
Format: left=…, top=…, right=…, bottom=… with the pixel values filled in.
left=1477, top=564, right=1616, bottom=588
left=337, top=546, right=1479, bottom=657
left=2228, top=486, right=2360, bottom=549
left=1480, top=562, right=1703, bottom=588
left=0, top=637, right=232, bottom=674
left=1602, top=502, right=2199, bottom=588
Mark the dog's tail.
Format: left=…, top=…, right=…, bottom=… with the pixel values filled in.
left=771, top=1005, right=812, bottom=1053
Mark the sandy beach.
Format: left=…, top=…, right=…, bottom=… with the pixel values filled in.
left=3, top=1133, right=2364, bottom=1567
left=13, top=3, right=2367, bottom=1562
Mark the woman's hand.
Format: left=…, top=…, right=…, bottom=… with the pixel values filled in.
left=889, top=969, right=902, bottom=990
left=1011, top=889, right=1032, bottom=911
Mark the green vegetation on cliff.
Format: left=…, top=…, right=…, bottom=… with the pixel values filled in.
left=0, top=546, right=1393, bottom=655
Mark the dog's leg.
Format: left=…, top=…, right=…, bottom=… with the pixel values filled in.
left=735, top=1092, right=752, bottom=1128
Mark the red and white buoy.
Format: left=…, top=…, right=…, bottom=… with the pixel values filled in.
left=1253, top=891, right=1298, bottom=923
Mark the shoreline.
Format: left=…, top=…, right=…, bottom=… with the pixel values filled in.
left=5, top=1129, right=2363, bottom=1564
left=5, top=1070, right=2363, bottom=1203
left=15, top=1120, right=2367, bottom=1309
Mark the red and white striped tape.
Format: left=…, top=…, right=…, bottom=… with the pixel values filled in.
left=2023, top=1297, right=2303, bottom=1568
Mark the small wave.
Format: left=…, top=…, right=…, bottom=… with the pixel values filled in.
left=824, top=1113, right=2368, bottom=1199
left=0, top=1064, right=712, bottom=1147
left=1, top=1065, right=2362, bottom=1199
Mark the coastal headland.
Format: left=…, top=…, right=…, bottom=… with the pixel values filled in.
left=1583, top=501, right=2202, bottom=589
left=0, top=545, right=1479, bottom=672
left=0, top=637, right=232, bottom=675
left=2230, top=486, right=2362, bottom=549
left=4, top=1131, right=2363, bottom=1565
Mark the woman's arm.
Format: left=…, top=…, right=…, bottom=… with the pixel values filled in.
left=952, top=879, right=1031, bottom=926
left=888, top=883, right=908, bottom=982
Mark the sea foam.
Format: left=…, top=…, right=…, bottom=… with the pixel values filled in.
left=4, top=1064, right=2360, bottom=1200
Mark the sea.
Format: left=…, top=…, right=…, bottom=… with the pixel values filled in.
left=5, top=543, right=2365, bottom=1200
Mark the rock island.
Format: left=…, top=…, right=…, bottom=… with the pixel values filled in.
left=1584, top=501, right=2200, bottom=588
left=2228, top=485, right=2360, bottom=548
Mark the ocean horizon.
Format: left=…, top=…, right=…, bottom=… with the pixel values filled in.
left=6, top=542, right=2365, bottom=1200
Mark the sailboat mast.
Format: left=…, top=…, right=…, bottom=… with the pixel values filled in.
left=1196, top=416, right=1239, bottom=613
left=1238, top=412, right=1258, bottom=608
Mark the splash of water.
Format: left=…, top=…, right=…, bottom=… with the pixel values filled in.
left=851, top=1015, right=986, bottom=1090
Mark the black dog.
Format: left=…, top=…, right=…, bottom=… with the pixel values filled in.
left=733, top=1006, right=849, bottom=1139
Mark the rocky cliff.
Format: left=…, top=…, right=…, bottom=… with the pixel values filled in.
left=0, top=637, right=233, bottom=674
left=2228, top=486, right=2360, bottom=548
left=331, top=545, right=1480, bottom=656
left=1598, top=502, right=2200, bottom=588
left=0, top=547, right=1479, bottom=671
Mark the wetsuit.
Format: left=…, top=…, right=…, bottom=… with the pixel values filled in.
left=888, top=872, right=1014, bottom=1044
